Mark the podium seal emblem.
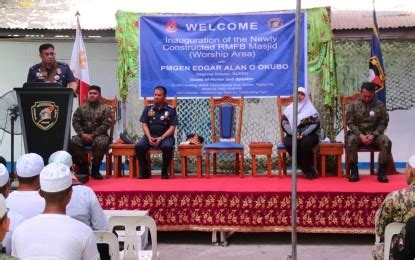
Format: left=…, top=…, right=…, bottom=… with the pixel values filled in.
left=31, top=101, right=59, bottom=130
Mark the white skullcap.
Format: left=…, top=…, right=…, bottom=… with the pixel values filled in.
left=16, top=153, right=44, bottom=178
left=409, top=154, right=415, bottom=169
left=0, top=164, right=9, bottom=187
left=48, top=151, right=73, bottom=168
left=40, top=162, right=72, bottom=193
left=0, top=194, right=6, bottom=219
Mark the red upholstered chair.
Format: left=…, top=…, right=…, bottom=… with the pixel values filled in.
left=204, top=96, right=244, bottom=178
left=137, top=97, right=178, bottom=178
left=83, top=96, right=117, bottom=178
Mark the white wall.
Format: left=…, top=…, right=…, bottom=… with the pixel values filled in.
left=0, top=39, right=118, bottom=162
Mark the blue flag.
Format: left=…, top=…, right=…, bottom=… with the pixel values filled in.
left=368, top=8, right=386, bottom=103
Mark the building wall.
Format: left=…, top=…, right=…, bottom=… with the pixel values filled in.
left=0, top=39, right=413, bottom=166
left=0, top=40, right=118, bottom=162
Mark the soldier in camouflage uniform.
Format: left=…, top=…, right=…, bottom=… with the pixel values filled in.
left=345, top=82, right=391, bottom=182
left=70, top=85, right=112, bottom=180
left=372, top=154, right=415, bottom=259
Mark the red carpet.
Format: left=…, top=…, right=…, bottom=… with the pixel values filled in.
left=88, top=174, right=407, bottom=234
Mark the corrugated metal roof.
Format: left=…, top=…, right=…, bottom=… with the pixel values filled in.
left=0, top=0, right=115, bottom=30
left=1, top=0, right=415, bottom=31
left=332, top=9, right=415, bottom=30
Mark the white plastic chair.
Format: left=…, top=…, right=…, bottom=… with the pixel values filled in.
left=375, top=209, right=381, bottom=244
left=108, top=215, right=159, bottom=260
left=383, top=222, right=405, bottom=260
left=94, top=231, right=120, bottom=260
left=104, top=210, right=149, bottom=250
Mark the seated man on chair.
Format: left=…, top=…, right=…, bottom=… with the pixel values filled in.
left=346, top=82, right=391, bottom=183
left=70, top=85, right=112, bottom=180
left=372, top=154, right=415, bottom=260
left=135, top=86, right=177, bottom=179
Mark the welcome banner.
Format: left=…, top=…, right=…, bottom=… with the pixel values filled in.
left=139, top=12, right=307, bottom=98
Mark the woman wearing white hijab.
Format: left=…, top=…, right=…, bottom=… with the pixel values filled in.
left=281, top=87, right=320, bottom=179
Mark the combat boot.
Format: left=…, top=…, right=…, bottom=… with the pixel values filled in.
left=161, top=170, right=169, bottom=180
left=348, top=163, right=360, bottom=182
left=75, top=164, right=89, bottom=183
left=91, top=164, right=103, bottom=180
left=377, top=164, right=389, bottom=183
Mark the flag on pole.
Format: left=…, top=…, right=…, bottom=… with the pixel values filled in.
left=367, top=5, right=386, bottom=103
left=70, top=11, right=90, bottom=105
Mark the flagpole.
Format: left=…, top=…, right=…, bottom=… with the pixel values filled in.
left=288, top=0, right=301, bottom=259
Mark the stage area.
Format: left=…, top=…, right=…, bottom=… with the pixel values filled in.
left=88, top=174, right=406, bottom=234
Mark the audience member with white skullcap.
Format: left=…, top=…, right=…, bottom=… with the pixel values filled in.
left=0, top=164, right=25, bottom=255
left=48, top=151, right=107, bottom=230
left=0, top=164, right=9, bottom=188
left=0, top=194, right=15, bottom=259
left=12, top=162, right=99, bottom=260
left=6, top=153, right=45, bottom=219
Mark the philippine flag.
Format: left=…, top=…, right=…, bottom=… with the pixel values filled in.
left=70, top=12, right=90, bottom=105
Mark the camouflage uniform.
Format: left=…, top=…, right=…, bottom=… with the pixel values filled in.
left=345, top=97, right=391, bottom=165
left=70, top=101, right=112, bottom=167
left=372, top=183, right=415, bottom=259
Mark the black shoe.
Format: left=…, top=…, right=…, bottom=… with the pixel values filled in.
left=304, top=167, right=318, bottom=180
left=91, top=173, right=103, bottom=180
left=161, top=171, right=169, bottom=179
left=74, top=174, right=89, bottom=184
left=139, top=174, right=150, bottom=179
left=348, top=163, right=360, bottom=182
left=91, top=165, right=103, bottom=180
left=77, top=165, right=90, bottom=176
left=377, top=164, right=389, bottom=183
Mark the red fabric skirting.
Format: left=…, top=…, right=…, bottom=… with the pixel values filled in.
left=96, top=190, right=383, bottom=234
left=91, top=175, right=406, bottom=234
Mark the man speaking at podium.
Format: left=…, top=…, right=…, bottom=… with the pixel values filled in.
left=27, top=43, right=77, bottom=92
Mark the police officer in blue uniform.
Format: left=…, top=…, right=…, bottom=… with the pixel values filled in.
left=135, top=86, right=178, bottom=179
left=27, top=43, right=77, bottom=91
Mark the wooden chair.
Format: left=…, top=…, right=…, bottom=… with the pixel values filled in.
left=83, top=96, right=117, bottom=178
left=340, top=93, right=378, bottom=176
left=204, top=96, right=244, bottom=178
left=340, top=93, right=398, bottom=177
left=138, top=97, right=177, bottom=178
left=276, top=96, right=318, bottom=178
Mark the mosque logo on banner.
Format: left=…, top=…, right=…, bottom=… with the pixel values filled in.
left=31, top=101, right=59, bottom=131
left=268, top=18, right=284, bottom=31
left=165, top=21, right=177, bottom=33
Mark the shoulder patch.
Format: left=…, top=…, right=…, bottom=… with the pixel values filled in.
left=30, top=64, right=40, bottom=70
